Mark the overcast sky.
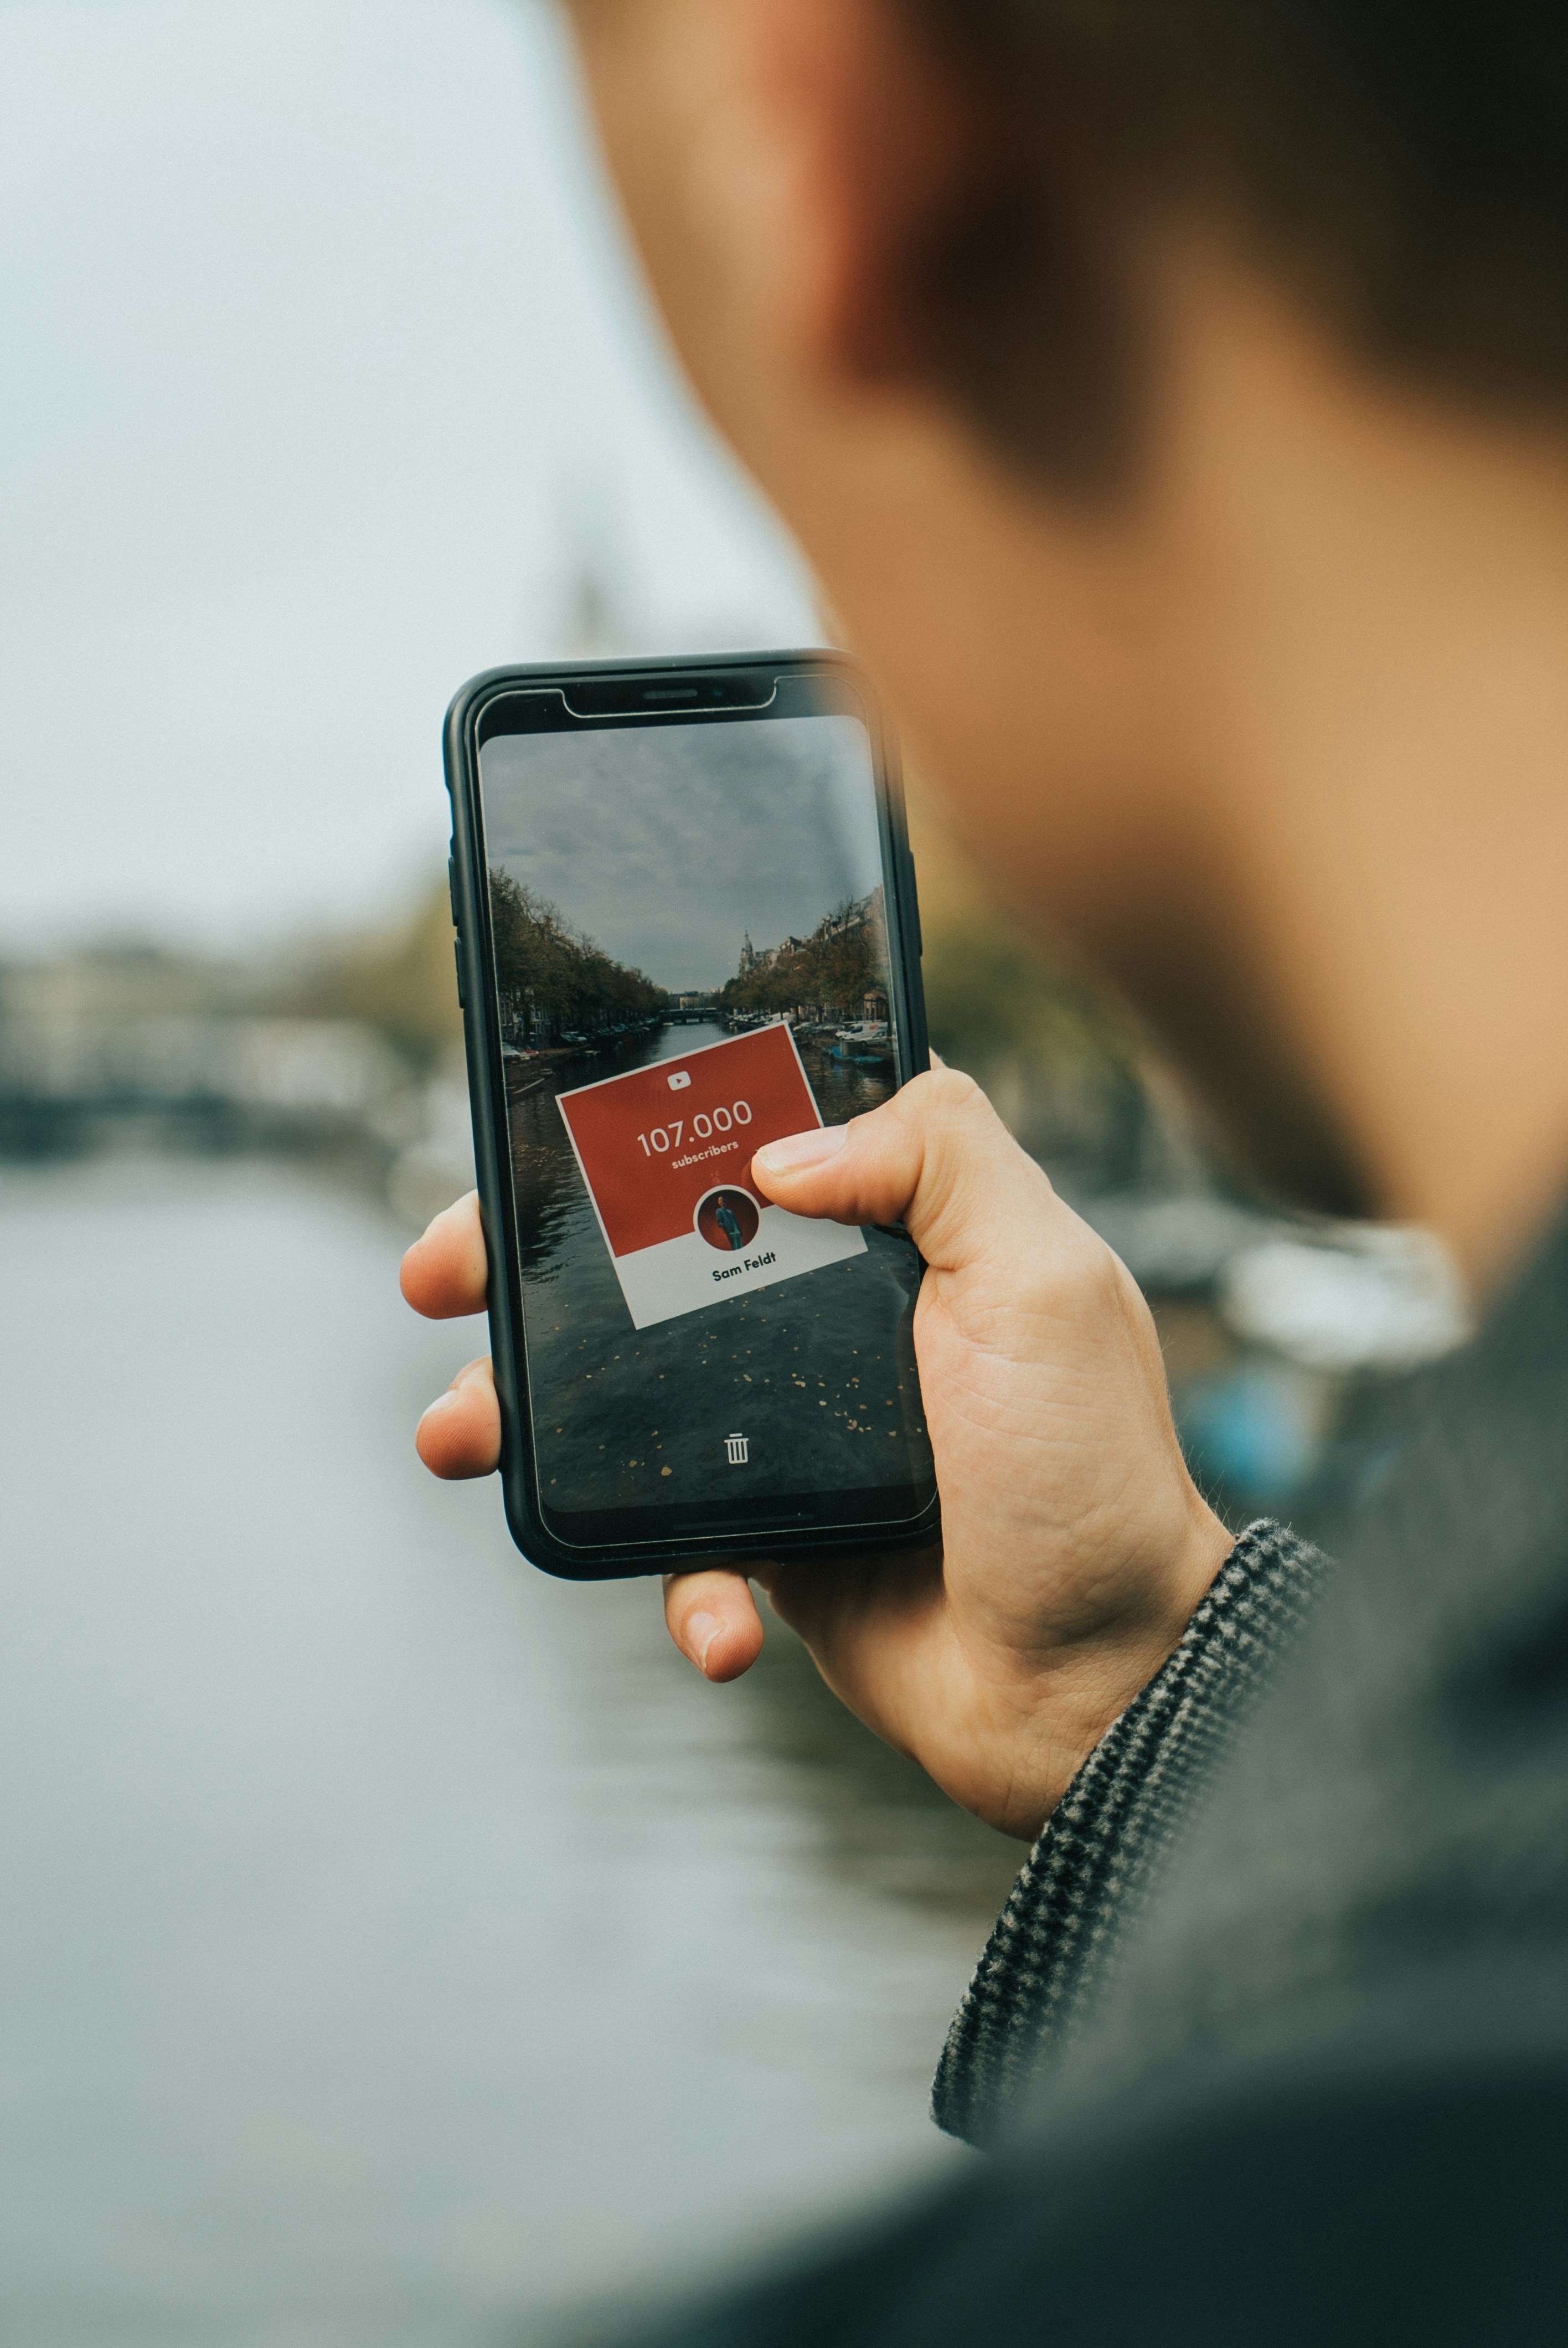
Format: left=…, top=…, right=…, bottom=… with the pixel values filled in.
left=481, top=715, right=882, bottom=992
left=0, top=0, right=816, bottom=951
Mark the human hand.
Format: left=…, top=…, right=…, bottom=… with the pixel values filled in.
left=400, top=1069, right=1230, bottom=1840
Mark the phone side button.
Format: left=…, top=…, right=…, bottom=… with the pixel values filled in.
left=453, top=941, right=467, bottom=1011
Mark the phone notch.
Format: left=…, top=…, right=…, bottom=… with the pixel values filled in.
left=561, top=671, right=778, bottom=719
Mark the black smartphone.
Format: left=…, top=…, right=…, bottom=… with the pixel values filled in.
left=443, top=650, right=939, bottom=1578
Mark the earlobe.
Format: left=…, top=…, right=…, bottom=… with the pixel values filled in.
left=711, top=0, right=975, bottom=393
left=807, top=0, right=979, bottom=388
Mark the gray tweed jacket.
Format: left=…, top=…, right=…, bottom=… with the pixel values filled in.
left=933, top=1519, right=1328, bottom=2143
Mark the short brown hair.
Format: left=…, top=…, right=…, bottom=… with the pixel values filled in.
left=909, top=2, right=1568, bottom=482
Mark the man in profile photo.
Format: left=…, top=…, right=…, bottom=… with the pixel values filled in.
left=401, top=3, right=1568, bottom=2338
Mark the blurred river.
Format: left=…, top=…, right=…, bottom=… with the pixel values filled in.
left=0, top=1157, right=1017, bottom=2348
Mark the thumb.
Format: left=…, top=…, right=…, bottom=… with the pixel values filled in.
left=750, top=1067, right=1064, bottom=1273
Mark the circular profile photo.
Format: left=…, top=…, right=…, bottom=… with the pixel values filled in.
left=695, top=1186, right=761, bottom=1255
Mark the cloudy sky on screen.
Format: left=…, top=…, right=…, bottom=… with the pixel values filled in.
left=0, top=0, right=815, bottom=950
left=481, top=714, right=883, bottom=993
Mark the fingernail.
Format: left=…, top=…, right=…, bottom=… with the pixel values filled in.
left=755, top=1125, right=849, bottom=1174
left=685, top=1610, right=724, bottom=1671
left=420, top=1389, right=461, bottom=1419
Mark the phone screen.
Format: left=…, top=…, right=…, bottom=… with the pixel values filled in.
left=473, top=669, right=936, bottom=1552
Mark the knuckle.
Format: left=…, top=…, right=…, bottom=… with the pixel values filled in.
left=915, top=1065, right=984, bottom=1119
left=1008, top=1217, right=1119, bottom=1319
left=1066, top=1232, right=1131, bottom=1319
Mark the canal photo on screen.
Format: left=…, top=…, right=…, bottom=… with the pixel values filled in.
left=476, top=709, right=932, bottom=1521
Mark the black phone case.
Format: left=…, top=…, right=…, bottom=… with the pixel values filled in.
left=443, top=649, right=941, bottom=1578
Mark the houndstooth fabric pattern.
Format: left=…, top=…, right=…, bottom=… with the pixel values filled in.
left=932, top=1520, right=1329, bottom=2147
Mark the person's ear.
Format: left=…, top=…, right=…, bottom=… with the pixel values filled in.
left=572, top=0, right=1126, bottom=482
left=734, top=0, right=1141, bottom=487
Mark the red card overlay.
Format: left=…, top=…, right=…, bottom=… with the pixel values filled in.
left=556, top=1026, right=866, bottom=1330
left=561, top=1025, right=808, bottom=1254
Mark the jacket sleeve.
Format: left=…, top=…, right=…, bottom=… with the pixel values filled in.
left=932, top=1519, right=1329, bottom=2146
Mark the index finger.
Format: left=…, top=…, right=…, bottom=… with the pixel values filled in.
left=400, top=1191, right=489, bottom=1319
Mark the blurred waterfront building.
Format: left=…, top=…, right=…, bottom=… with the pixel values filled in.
left=0, top=912, right=453, bottom=1190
